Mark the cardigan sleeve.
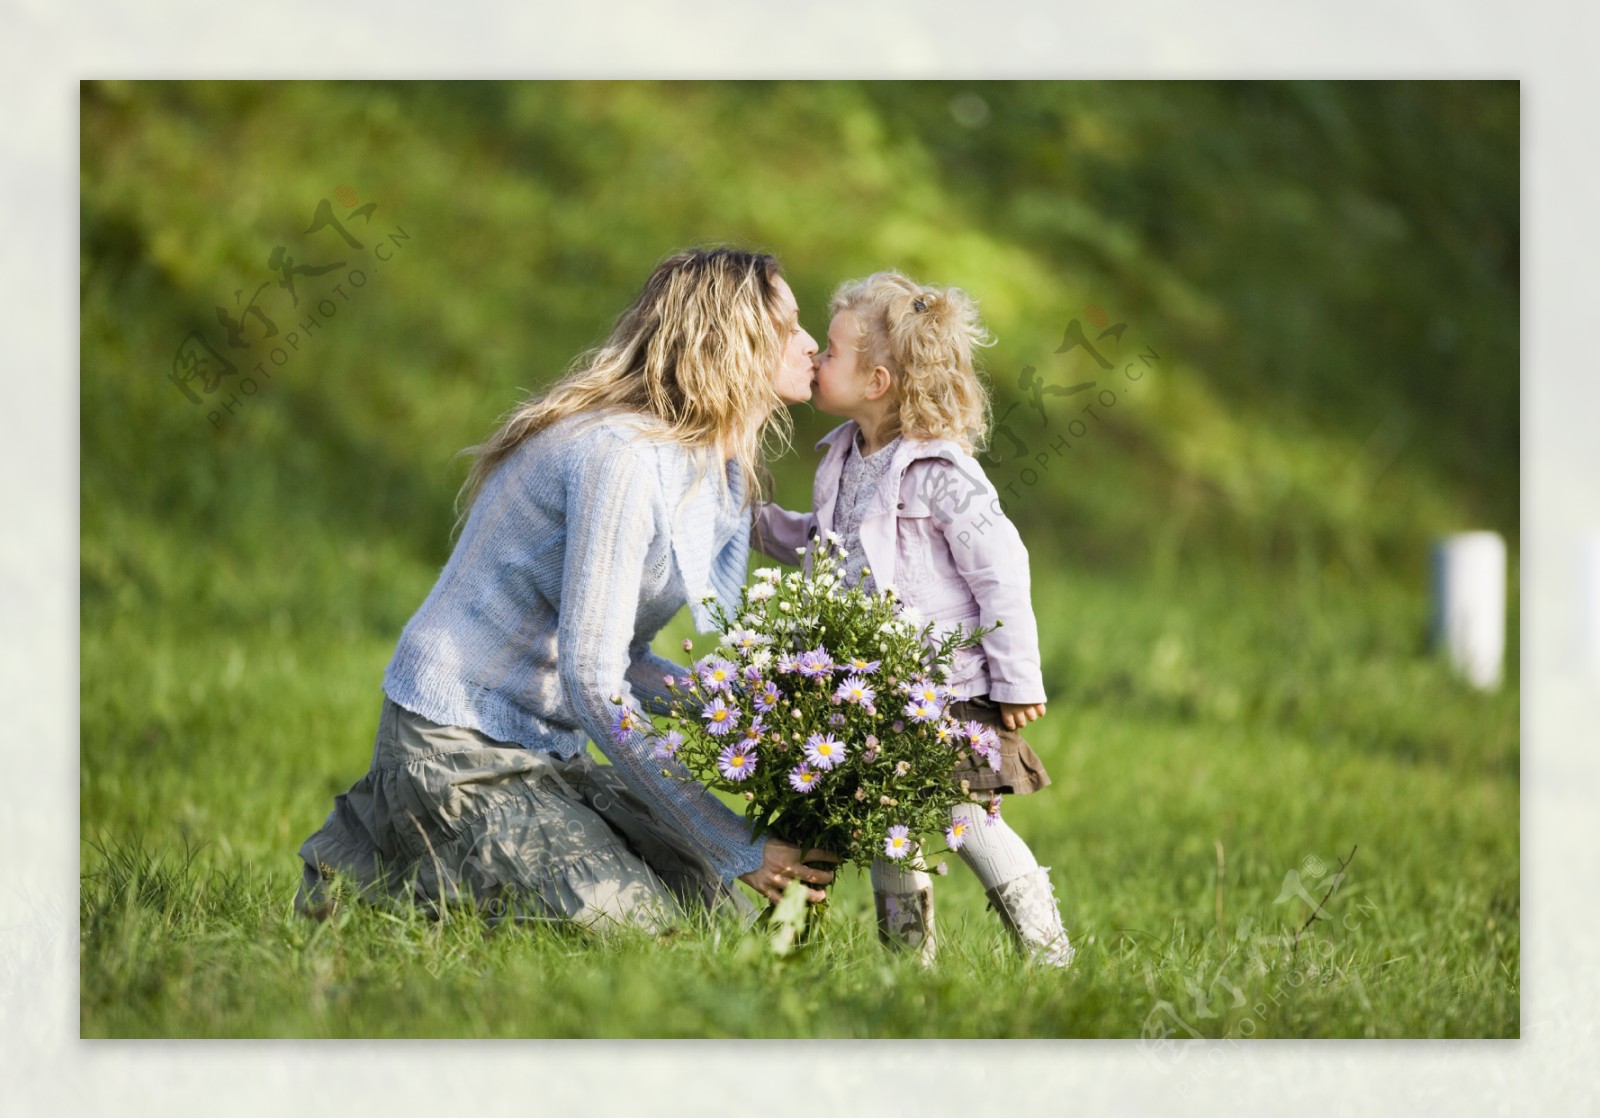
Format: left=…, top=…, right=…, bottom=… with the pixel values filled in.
left=556, top=437, right=766, bottom=883
left=750, top=500, right=815, bottom=566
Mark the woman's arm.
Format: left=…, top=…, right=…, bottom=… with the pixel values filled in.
left=556, top=437, right=766, bottom=883
left=750, top=500, right=815, bottom=566
left=625, top=644, right=684, bottom=717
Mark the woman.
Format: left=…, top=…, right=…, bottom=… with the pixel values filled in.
left=296, top=248, right=838, bottom=932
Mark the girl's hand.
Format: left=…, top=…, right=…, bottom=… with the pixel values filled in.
left=999, top=701, right=1046, bottom=731
left=739, top=837, right=840, bottom=905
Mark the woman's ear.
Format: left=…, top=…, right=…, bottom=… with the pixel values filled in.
left=864, top=364, right=894, bottom=402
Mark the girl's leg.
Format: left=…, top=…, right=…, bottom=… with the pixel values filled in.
left=870, top=852, right=937, bottom=966
left=952, top=801, right=1074, bottom=967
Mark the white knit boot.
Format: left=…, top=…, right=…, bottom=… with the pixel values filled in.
left=985, top=866, right=1075, bottom=968
left=871, top=857, right=937, bottom=966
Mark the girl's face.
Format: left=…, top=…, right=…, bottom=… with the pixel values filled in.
left=770, top=277, right=819, bottom=406
left=811, top=310, right=874, bottom=418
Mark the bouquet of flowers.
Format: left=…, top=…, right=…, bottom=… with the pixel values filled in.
left=617, top=535, right=1006, bottom=876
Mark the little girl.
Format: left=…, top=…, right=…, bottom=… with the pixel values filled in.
left=753, top=271, right=1073, bottom=968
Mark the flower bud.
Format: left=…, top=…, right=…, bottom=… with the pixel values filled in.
left=744, top=791, right=755, bottom=801
left=682, top=639, right=694, bottom=652
left=854, top=788, right=867, bottom=801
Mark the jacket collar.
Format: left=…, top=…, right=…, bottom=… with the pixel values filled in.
left=817, top=420, right=967, bottom=502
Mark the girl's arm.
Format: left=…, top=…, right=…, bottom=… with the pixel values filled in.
left=914, top=460, right=1048, bottom=707
left=557, top=437, right=766, bottom=883
left=750, top=500, right=816, bottom=566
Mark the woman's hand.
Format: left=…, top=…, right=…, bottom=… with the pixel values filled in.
left=999, top=701, right=1046, bottom=731
left=739, top=837, right=841, bottom=905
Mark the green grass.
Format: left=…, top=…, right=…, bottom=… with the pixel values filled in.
left=80, top=80, right=1518, bottom=1037
left=80, top=541, right=1518, bottom=1038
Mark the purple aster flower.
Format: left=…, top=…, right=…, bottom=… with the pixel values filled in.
left=609, top=704, right=643, bottom=744
left=908, top=678, right=946, bottom=705
left=724, top=628, right=771, bottom=654
left=985, top=794, right=1004, bottom=824
left=753, top=681, right=782, bottom=713
left=828, top=713, right=845, bottom=728
left=962, top=720, right=990, bottom=745
left=737, top=714, right=765, bottom=747
left=843, top=655, right=882, bottom=674
left=742, top=664, right=765, bottom=684
left=803, top=732, right=847, bottom=770
left=795, top=647, right=835, bottom=679
left=775, top=652, right=799, bottom=675
left=788, top=764, right=822, bottom=793
left=883, top=825, right=912, bottom=860
left=651, top=729, right=684, bottom=759
left=717, top=743, right=758, bottom=781
left=697, top=657, right=738, bottom=692
left=945, top=819, right=969, bottom=851
left=894, top=760, right=910, bottom=777
left=701, top=698, right=738, bottom=736
left=834, top=675, right=876, bottom=706
left=903, top=698, right=940, bottom=724
left=934, top=719, right=959, bottom=746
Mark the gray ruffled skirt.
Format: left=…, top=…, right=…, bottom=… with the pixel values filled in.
left=296, top=696, right=753, bottom=932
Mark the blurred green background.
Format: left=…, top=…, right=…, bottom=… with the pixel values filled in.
left=79, top=80, right=1518, bottom=1037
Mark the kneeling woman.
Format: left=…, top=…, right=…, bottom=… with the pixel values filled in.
left=296, top=248, right=837, bottom=931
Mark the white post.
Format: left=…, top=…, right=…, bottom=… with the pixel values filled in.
left=1431, top=532, right=1506, bottom=691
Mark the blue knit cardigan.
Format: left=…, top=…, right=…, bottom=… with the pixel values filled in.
left=382, top=412, right=765, bottom=882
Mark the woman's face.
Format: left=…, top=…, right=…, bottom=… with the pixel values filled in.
left=769, top=277, right=819, bottom=405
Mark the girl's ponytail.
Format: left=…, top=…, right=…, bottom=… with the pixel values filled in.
left=833, top=272, right=994, bottom=452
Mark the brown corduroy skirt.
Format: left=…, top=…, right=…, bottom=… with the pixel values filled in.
left=945, top=695, right=1053, bottom=796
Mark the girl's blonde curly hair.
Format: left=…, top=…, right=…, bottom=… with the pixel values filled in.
left=831, top=270, right=994, bottom=453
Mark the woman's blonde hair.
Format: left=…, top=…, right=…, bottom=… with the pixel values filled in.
left=830, top=271, right=994, bottom=452
left=456, top=248, right=794, bottom=529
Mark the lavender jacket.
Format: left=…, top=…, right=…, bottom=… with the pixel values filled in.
left=751, top=421, right=1047, bottom=705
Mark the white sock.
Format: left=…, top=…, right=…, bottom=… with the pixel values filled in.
left=952, top=801, right=1040, bottom=890
left=871, top=851, right=932, bottom=894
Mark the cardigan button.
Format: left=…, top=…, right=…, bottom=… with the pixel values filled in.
left=897, top=502, right=905, bottom=510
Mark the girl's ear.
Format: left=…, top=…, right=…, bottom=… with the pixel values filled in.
left=865, top=364, right=894, bottom=401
